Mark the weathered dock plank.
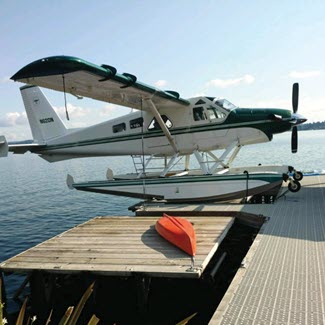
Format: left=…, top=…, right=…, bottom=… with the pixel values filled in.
left=0, top=216, right=234, bottom=278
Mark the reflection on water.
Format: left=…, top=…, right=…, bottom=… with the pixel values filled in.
left=233, top=130, right=325, bottom=172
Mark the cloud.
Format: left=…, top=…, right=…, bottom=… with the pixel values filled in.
left=298, top=96, right=325, bottom=122
left=155, top=80, right=167, bottom=88
left=100, top=103, right=130, bottom=118
left=55, top=103, right=129, bottom=125
left=1, top=129, right=32, bottom=142
left=240, top=96, right=325, bottom=123
left=0, top=76, right=11, bottom=84
left=100, top=104, right=119, bottom=116
left=192, top=92, right=207, bottom=97
left=0, top=112, right=28, bottom=127
left=247, top=99, right=290, bottom=109
left=54, top=104, right=90, bottom=119
left=54, top=102, right=130, bottom=125
left=288, top=70, right=321, bottom=79
left=206, top=74, right=255, bottom=88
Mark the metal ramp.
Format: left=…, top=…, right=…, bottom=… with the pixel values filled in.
left=210, top=175, right=325, bottom=324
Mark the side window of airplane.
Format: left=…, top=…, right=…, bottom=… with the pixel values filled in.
left=193, top=107, right=207, bottom=121
left=148, top=115, right=172, bottom=131
left=207, top=107, right=226, bottom=120
left=130, top=117, right=144, bottom=129
left=113, top=123, right=126, bottom=133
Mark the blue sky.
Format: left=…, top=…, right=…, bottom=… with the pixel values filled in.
left=1, top=0, right=324, bottom=140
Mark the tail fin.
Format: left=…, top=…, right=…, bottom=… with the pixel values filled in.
left=20, top=85, right=67, bottom=143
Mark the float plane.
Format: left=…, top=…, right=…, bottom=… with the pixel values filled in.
left=0, top=56, right=307, bottom=201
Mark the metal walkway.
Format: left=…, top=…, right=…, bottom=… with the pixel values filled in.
left=211, top=175, right=325, bottom=324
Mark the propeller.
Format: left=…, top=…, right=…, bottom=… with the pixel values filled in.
left=291, top=83, right=299, bottom=153
left=292, top=125, right=298, bottom=153
left=292, top=82, right=299, bottom=113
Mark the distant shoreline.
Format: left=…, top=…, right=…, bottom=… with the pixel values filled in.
left=298, top=121, right=325, bottom=131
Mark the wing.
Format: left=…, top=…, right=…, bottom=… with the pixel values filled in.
left=11, top=56, right=190, bottom=110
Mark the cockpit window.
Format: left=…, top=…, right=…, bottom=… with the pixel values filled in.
left=148, top=115, right=172, bottom=131
left=207, top=107, right=226, bottom=119
left=193, top=107, right=207, bottom=121
left=215, top=99, right=237, bottom=111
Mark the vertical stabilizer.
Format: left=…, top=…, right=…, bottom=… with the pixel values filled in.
left=20, top=85, right=67, bottom=143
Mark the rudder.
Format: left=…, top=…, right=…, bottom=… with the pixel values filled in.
left=20, top=85, right=67, bottom=143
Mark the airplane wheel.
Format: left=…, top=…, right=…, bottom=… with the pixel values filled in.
left=293, top=171, right=303, bottom=181
left=288, top=180, right=301, bottom=192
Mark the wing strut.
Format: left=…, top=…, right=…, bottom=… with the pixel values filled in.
left=209, top=141, right=239, bottom=173
left=144, top=98, right=178, bottom=153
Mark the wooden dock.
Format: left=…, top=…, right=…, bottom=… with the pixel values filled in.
left=0, top=216, right=234, bottom=279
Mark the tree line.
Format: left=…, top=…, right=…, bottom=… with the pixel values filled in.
left=298, top=121, right=325, bottom=131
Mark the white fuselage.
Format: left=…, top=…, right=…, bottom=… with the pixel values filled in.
left=41, top=97, right=269, bottom=161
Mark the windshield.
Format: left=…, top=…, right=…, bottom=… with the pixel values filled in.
left=215, top=99, right=237, bottom=111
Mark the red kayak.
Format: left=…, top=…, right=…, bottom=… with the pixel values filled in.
left=155, top=213, right=196, bottom=257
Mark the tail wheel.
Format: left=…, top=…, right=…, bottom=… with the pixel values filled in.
left=288, top=180, right=301, bottom=192
left=293, top=171, right=303, bottom=181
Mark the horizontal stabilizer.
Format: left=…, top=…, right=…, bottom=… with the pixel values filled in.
left=0, top=136, right=44, bottom=157
left=8, top=143, right=45, bottom=154
left=0, top=136, right=8, bottom=157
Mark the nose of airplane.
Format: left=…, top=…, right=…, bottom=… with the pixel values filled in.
left=291, top=113, right=307, bottom=125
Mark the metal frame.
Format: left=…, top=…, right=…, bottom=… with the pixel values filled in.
left=193, top=142, right=241, bottom=175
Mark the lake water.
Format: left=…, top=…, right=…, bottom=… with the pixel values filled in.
left=0, top=129, right=324, bottom=308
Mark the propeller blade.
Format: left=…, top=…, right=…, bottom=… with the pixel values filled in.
left=291, top=126, right=298, bottom=153
left=292, top=83, right=299, bottom=113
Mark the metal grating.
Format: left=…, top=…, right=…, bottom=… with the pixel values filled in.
left=212, top=175, right=325, bottom=324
